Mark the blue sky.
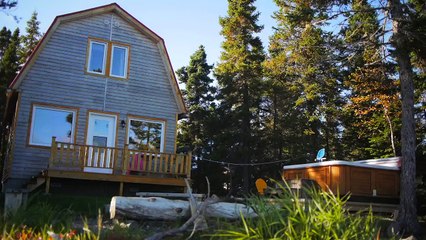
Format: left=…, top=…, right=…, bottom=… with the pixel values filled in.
left=1, top=0, right=278, bottom=72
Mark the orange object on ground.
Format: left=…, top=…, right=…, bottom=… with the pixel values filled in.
left=255, top=178, right=268, bottom=195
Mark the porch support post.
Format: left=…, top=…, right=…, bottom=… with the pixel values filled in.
left=45, top=177, right=50, bottom=194
left=119, top=182, right=123, bottom=196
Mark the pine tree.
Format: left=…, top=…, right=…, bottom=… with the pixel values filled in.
left=215, top=0, right=265, bottom=195
left=0, top=28, right=19, bottom=120
left=266, top=0, right=342, bottom=163
left=0, top=27, right=11, bottom=58
left=20, top=11, right=41, bottom=64
left=176, top=46, right=225, bottom=194
left=307, top=0, right=424, bottom=234
left=0, top=0, right=17, bottom=9
left=341, top=0, right=401, bottom=159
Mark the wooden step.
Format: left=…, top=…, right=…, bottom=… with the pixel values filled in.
left=25, top=175, right=46, bottom=192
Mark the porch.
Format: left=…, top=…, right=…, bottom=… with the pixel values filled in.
left=47, top=137, right=192, bottom=195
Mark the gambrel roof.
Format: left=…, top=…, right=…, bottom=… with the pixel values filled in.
left=9, top=3, right=187, bottom=113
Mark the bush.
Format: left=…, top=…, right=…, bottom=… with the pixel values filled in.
left=210, top=183, right=381, bottom=239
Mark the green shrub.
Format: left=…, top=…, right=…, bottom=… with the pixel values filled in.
left=210, top=183, right=381, bottom=239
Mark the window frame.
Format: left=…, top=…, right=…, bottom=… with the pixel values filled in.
left=109, top=44, right=129, bottom=79
left=86, top=39, right=108, bottom=75
left=28, top=103, right=79, bottom=148
left=126, top=115, right=166, bottom=153
left=85, top=38, right=130, bottom=79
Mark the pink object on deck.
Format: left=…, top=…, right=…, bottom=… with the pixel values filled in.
left=128, top=153, right=144, bottom=174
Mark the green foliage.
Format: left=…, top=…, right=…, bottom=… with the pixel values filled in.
left=0, top=27, right=12, bottom=57
left=176, top=45, right=226, bottom=195
left=20, top=11, right=42, bottom=64
left=264, top=0, right=343, bottom=163
left=0, top=27, right=19, bottom=121
left=210, top=184, right=381, bottom=239
left=0, top=0, right=17, bottom=9
left=340, top=0, right=401, bottom=159
left=2, top=195, right=75, bottom=231
left=215, top=0, right=266, bottom=195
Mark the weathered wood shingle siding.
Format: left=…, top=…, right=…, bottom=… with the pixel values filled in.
left=8, top=13, right=179, bottom=186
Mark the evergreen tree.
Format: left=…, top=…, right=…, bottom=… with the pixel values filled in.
left=0, top=27, right=11, bottom=57
left=265, top=0, right=342, bottom=163
left=341, top=0, right=401, bottom=159
left=0, top=0, right=17, bottom=9
left=0, top=28, right=19, bottom=121
left=176, top=46, right=225, bottom=194
left=215, top=0, right=265, bottom=195
left=308, top=0, right=424, bottom=234
left=20, top=11, right=41, bottom=64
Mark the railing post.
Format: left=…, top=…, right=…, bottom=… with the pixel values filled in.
left=49, top=137, right=57, bottom=167
left=186, top=151, right=192, bottom=178
left=122, top=144, right=129, bottom=175
left=79, top=145, right=86, bottom=171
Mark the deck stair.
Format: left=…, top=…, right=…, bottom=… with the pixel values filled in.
left=24, top=171, right=46, bottom=192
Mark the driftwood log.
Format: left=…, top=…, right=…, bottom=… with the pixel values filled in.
left=109, top=196, right=257, bottom=220
left=110, top=196, right=190, bottom=220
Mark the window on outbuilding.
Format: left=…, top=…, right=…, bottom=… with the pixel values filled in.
left=29, top=104, right=77, bottom=147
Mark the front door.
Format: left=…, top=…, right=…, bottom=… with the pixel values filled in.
left=84, top=112, right=117, bottom=174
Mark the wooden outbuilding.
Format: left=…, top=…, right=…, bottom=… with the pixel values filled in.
left=282, top=157, right=400, bottom=198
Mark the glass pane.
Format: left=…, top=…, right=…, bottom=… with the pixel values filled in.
left=128, top=120, right=162, bottom=152
left=111, top=46, right=126, bottom=77
left=31, top=107, right=74, bottom=146
left=93, top=119, right=109, bottom=136
left=89, top=42, right=105, bottom=73
left=93, top=136, right=107, bottom=147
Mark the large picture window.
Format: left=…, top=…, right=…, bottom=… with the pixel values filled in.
left=127, top=118, right=165, bottom=152
left=29, top=105, right=77, bottom=147
left=86, top=38, right=130, bottom=79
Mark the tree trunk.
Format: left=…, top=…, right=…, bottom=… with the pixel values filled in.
left=242, top=81, right=250, bottom=194
left=110, top=196, right=257, bottom=220
left=110, top=197, right=190, bottom=220
left=389, top=0, right=421, bottom=236
left=384, top=109, right=397, bottom=157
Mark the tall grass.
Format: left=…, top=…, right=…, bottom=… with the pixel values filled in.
left=0, top=194, right=102, bottom=239
left=210, top=183, right=381, bottom=239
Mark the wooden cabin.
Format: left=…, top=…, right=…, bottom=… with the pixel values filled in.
left=2, top=3, right=190, bottom=197
left=282, top=157, right=400, bottom=198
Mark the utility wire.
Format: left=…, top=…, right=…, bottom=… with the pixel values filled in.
left=191, top=155, right=308, bottom=166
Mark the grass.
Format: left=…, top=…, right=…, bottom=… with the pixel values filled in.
left=0, top=192, right=108, bottom=239
left=209, top=182, right=386, bottom=240
left=0, top=188, right=405, bottom=239
left=0, top=192, right=184, bottom=239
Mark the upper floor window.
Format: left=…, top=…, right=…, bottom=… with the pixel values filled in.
left=86, top=38, right=130, bottom=79
left=87, top=40, right=107, bottom=74
left=29, top=104, right=78, bottom=147
left=110, top=44, right=129, bottom=78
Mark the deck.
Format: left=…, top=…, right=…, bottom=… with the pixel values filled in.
left=46, top=137, right=192, bottom=195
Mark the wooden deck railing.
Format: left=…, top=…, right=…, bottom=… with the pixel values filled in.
left=49, top=137, right=192, bottom=178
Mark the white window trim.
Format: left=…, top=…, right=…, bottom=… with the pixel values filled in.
left=127, top=118, right=165, bottom=152
left=29, top=105, right=77, bottom=147
left=87, top=40, right=107, bottom=75
left=109, top=44, right=129, bottom=78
